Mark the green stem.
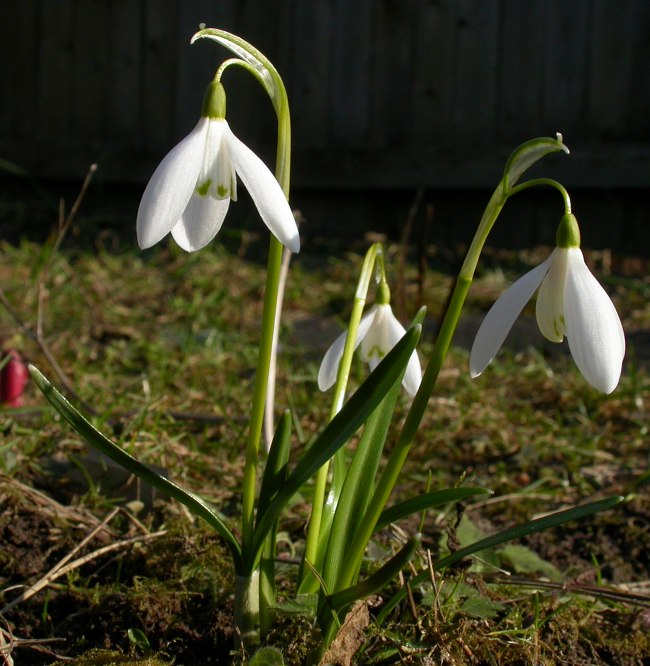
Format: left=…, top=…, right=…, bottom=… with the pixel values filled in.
left=242, top=237, right=284, bottom=556
left=337, top=172, right=572, bottom=589
left=299, top=244, right=383, bottom=590
left=507, top=177, right=572, bottom=215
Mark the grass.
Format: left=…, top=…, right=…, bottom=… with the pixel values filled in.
left=0, top=219, right=649, bottom=664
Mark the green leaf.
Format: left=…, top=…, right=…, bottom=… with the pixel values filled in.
left=376, top=495, right=624, bottom=624
left=29, top=364, right=244, bottom=572
left=251, top=325, right=421, bottom=562
left=322, top=380, right=402, bottom=594
left=328, top=533, right=421, bottom=613
left=257, top=410, right=292, bottom=516
left=375, top=487, right=491, bottom=532
left=460, top=595, right=505, bottom=619
left=497, top=544, right=562, bottom=581
left=249, top=647, right=285, bottom=666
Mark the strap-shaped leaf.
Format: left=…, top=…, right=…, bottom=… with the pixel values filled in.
left=257, top=410, right=292, bottom=518
left=251, top=325, right=421, bottom=563
left=328, top=533, right=421, bottom=613
left=317, top=534, right=422, bottom=654
left=29, top=365, right=244, bottom=572
left=375, top=487, right=492, bottom=532
left=376, top=494, right=623, bottom=624
left=322, top=382, right=401, bottom=593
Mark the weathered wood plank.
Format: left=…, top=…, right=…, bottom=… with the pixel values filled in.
left=140, top=0, right=178, bottom=153
left=450, top=0, right=500, bottom=147
left=37, top=0, right=74, bottom=145
left=496, top=0, right=548, bottom=142
left=71, top=0, right=109, bottom=142
left=541, top=0, right=591, bottom=141
left=411, top=0, right=458, bottom=149
left=290, top=0, right=335, bottom=151
left=1, top=0, right=38, bottom=138
left=328, top=0, right=374, bottom=147
left=370, top=0, right=416, bottom=151
left=105, top=0, right=142, bottom=141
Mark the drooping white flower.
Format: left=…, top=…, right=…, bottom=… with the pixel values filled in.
left=318, top=303, right=422, bottom=396
left=136, top=81, right=299, bottom=254
left=470, top=215, right=625, bottom=393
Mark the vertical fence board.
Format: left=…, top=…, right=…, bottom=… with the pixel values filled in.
left=1, top=0, right=38, bottom=138
left=140, top=0, right=178, bottom=154
left=496, top=0, right=548, bottom=143
left=0, top=0, right=648, bottom=187
left=37, top=0, right=74, bottom=145
left=71, top=0, right=109, bottom=143
left=328, top=0, right=374, bottom=147
left=541, top=1, right=591, bottom=141
left=370, top=0, right=416, bottom=152
left=104, top=0, right=142, bottom=145
left=411, top=0, right=458, bottom=149
left=451, top=0, right=500, bottom=148
left=290, top=0, right=334, bottom=151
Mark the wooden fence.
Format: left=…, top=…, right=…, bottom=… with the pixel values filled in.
left=1, top=0, right=649, bottom=254
left=1, top=0, right=649, bottom=190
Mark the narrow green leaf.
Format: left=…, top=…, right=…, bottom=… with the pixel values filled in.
left=257, top=410, right=292, bottom=518
left=328, top=533, right=421, bottom=613
left=29, top=365, right=244, bottom=571
left=251, top=325, right=421, bottom=562
left=375, top=487, right=492, bottom=532
left=376, top=495, right=624, bottom=624
left=436, top=495, right=623, bottom=571
left=323, top=381, right=402, bottom=593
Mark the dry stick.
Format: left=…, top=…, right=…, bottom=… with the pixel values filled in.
left=0, top=164, right=98, bottom=413
left=485, top=574, right=650, bottom=607
left=395, top=188, right=424, bottom=322
left=416, top=203, right=433, bottom=314
left=1, top=505, right=165, bottom=614
left=0, top=630, right=67, bottom=663
left=263, top=209, right=302, bottom=450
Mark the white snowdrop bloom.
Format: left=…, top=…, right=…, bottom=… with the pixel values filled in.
left=470, top=215, right=625, bottom=394
left=136, top=82, right=299, bottom=254
left=318, top=303, right=422, bottom=396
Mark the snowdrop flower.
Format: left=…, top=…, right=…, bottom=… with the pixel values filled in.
left=470, top=214, right=625, bottom=393
left=318, top=296, right=422, bottom=396
left=137, top=80, right=299, bottom=253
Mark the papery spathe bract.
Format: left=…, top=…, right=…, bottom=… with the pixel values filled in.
left=318, top=303, right=422, bottom=396
left=470, top=246, right=625, bottom=394
left=136, top=117, right=300, bottom=253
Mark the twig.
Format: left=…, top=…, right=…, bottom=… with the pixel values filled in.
left=484, top=573, right=650, bottom=607
left=0, top=164, right=98, bottom=414
left=263, top=209, right=302, bottom=450
left=395, top=188, right=424, bottom=321
left=1, top=505, right=165, bottom=614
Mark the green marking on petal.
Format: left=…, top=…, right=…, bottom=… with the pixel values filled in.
left=367, top=345, right=385, bottom=360
left=196, top=180, right=211, bottom=197
left=217, top=184, right=229, bottom=198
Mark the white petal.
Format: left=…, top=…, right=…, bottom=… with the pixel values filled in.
left=360, top=305, right=402, bottom=364
left=536, top=248, right=568, bottom=342
left=470, top=256, right=553, bottom=377
left=137, top=118, right=208, bottom=249
left=317, top=308, right=376, bottom=391
left=563, top=249, right=625, bottom=393
left=222, top=123, right=300, bottom=253
left=402, top=351, right=422, bottom=396
left=359, top=305, right=421, bottom=395
left=171, top=194, right=230, bottom=251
